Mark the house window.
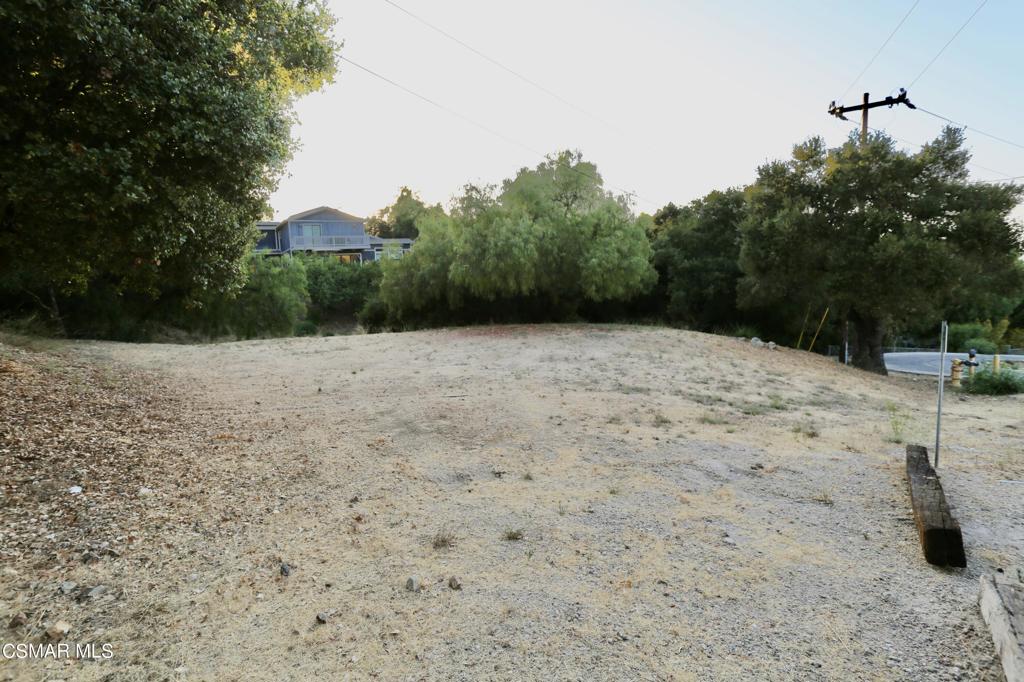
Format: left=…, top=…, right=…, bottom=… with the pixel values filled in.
left=301, top=224, right=322, bottom=238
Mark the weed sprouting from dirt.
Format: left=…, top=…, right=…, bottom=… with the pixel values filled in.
left=811, top=489, right=834, bottom=506
left=792, top=421, right=820, bottom=438
left=885, top=402, right=910, bottom=443
left=522, top=472, right=534, bottom=481
left=432, top=528, right=456, bottom=549
left=699, top=412, right=731, bottom=425
left=502, top=528, right=524, bottom=541
left=652, top=413, right=672, bottom=428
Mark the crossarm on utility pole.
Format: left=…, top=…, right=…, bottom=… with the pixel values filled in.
left=827, top=88, right=917, bottom=145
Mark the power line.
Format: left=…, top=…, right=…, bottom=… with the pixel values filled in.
left=908, top=0, right=987, bottom=88
left=974, top=175, right=1024, bottom=184
left=338, top=55, right=658, bottom=208
left=339, top=55, right=543, bottom=157
left=379, top=0, right=624, bottom=134
left=840, top=0, right=920, bottom=102
left=839, top=118, right=1020, bottom=181
left=915, top=106, right=1024, bottom=151
left=877, top=0, right=987, bottom=131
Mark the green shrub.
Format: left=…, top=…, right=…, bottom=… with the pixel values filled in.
left=962, top=337, right=997, bottom=354
left=961, top=369, right=1024, bottom=395
left=294, top=320, right=319, bottom=336
left=375, top=152, right=656, bottom=330
left=300, top=256, right=381, bottom=317
left=728, top=324, right=761, bottom=339
left=357, top=294, right=390, bottom=333
left=191, top=255, right=309, bottom=339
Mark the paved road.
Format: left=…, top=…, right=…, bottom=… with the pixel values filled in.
left=884, top=351, right=1024, bottom=377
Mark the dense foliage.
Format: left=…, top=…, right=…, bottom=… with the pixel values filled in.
left=0, top=0, right=338, bottom=327
left=373, top=152, right=656, bottom=328
left=651, top=189, right=746, bottom=329
left=365, top=187, right=441, bottom=240
left=961, top=368, right=1024, bottom=395
left=201, top=255, right=310, bottom=339
left=739, top=128, right=1024, bottom=372
left=301, top=255, right=381, bottom=318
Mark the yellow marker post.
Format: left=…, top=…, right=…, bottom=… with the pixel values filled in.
left=951, top=359, right=962, bottom=387
left=806, top=306, right=830, bottom=354
left=993, top=354, right=1001, bottom=374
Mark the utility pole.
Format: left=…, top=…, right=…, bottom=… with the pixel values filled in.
left=828, top=87, right=917, bottom=367
left=828, top=88, right=916, bottom=146
left=860, top=92, right=869, bottom=145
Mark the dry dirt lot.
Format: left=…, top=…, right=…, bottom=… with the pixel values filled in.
left=2, top=324, right=1022, bottom=681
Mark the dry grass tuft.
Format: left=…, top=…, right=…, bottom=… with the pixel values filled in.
left=432, top=528, right=457, bottom=549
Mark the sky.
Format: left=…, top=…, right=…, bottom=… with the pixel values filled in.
left=269, top=0, right=1024, bottom=221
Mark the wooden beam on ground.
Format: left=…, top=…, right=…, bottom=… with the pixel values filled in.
left=979, top=569, right=1024, bottom=682
left=905, top=444, right=966, bottom=567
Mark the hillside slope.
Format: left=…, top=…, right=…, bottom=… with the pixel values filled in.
left=2, top=325, right=1021, bottom=680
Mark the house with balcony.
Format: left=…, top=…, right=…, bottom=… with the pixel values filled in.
left=255, top=206, right=412, bottom=262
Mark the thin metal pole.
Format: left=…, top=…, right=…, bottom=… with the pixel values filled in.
left=843, top=319, right=850, bottom=365
left=935, top=321, right=948, bottom=468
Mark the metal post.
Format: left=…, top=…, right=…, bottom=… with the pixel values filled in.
left=935, top=321, right=948, bottom=468
left=843, top=319, right=850, bottom=365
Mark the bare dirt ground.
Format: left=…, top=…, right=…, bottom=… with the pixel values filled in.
left=2, top=324, right=1022, bottom=681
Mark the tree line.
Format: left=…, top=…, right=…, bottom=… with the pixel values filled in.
left=356, top=135, right=1024, bottom=373
left=2, top=2, right=1022, bottom=374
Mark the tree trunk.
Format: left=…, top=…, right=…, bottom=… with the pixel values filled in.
left=47, top=286, right=67, bottom=337
left=850, top=312, right=887, bottom=375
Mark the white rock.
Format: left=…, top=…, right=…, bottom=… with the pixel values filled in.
left=68, top=486, right=83, bottom=495
left=46, top=620, right=71, bottom=640
left=138, top=486, right=153, bottom=496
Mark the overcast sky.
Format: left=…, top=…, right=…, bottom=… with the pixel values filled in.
left=269, top=0, right=1024, bottom=221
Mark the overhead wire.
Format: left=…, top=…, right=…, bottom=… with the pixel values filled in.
left=875, top=0, right=986, bottom=130
left=915, top=106, right=1024, bottom=152
left=379, top=0, right=624, bottom=135
left=338, top=55, right=659, bottom=208
left=836, top=118, right=1021, bottom=183
left=907, top=0, right=987, bottom=88
left=839, top=0, right=920, bottom=102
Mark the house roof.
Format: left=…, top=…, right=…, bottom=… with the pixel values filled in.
left=278, top=206, right=364, bottom=226
left=256, top=221, right=278, bottom=230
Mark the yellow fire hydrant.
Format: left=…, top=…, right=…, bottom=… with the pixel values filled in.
left=950, top=358, right=963, bottom=387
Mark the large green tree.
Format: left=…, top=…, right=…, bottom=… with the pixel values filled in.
left=365, top=187, right=441, bottom=239
left=652, top=189, right=746, bottom=329
left=377, top=151, right=656, bottom=327
left=740, top=128, right=1024, bottom=373
left=0, top=0, right=337, bottom=324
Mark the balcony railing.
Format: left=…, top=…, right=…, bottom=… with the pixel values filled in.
left=290, top=235, right=369, bottom=249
